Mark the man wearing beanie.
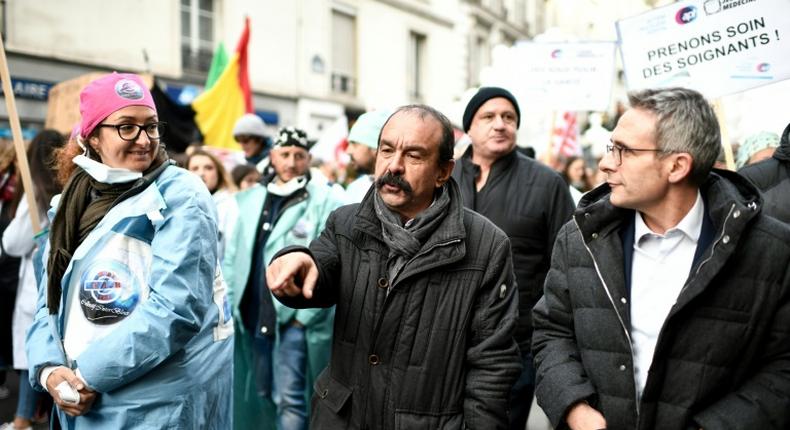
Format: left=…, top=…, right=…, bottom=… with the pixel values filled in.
left=453, top=86, right=574, bottom=429
left=233, top=113, right=272, bottom=174
left=345, top=110, right=391, bottom=203
left=224, top=126, right=344, bottom=430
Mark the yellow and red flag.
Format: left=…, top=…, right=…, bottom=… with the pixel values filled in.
left=192, top=17, right=252, bottom=150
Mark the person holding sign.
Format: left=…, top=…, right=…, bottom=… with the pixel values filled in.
left=25, top=72, right=233, bottom=429
left=532, top=87, right=790, bottom=430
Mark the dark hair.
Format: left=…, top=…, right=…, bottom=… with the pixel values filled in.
left=24, top=129, right=66, bottom=212
left=561, top=156, right=592, bottom=192
left=231, top=164, right=259, bottom=188
left=383, top=104, right=455, bottom=164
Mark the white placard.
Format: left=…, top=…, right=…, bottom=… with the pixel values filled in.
left=617, top=0, right=790, bottom=98
left=507, top=42, right=617, bottom=111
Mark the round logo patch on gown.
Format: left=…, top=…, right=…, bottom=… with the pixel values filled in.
left=79, top=260, right=142, bottom=325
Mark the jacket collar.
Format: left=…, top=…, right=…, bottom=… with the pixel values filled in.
left=671, top=170, right=761, bottom=306
left=456, top=146, right=518, bottom=209
left=574, top=169, right=762, bottom=241
left=459, top=145, right=518, bottom=181
left=575, top=169, right=763, bottom=319
left=354, top=178, right=467, bottom=282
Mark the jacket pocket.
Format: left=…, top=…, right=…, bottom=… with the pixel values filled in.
left=694, top=305, right=750, bottom=323
left=312, top=368, right=352, bottom=427
left=394, top=410, right=463, bottom=430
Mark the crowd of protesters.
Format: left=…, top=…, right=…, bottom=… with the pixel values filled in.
left=0, top=73, right=789, bottom=430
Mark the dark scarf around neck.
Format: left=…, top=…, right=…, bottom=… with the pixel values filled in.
left=373, top=184, right=451, bottom=284
left=47, top=148, right=170, bottom=314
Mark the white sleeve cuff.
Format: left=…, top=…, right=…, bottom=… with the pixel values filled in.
left=39, top=366, right=64, bottom=391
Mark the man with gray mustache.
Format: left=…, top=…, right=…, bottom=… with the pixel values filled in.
left=267, top=104, right=521, bottom=429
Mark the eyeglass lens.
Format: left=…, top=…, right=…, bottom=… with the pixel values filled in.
left=118, top=123, right=164, bottom=141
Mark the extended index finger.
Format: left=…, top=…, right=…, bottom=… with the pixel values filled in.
left=268, top=255, right=299, bottom=291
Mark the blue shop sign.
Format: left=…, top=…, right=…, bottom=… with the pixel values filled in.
left=0, top=78, right=54, bottom=101
left=0, top=127, right=39, bottom=140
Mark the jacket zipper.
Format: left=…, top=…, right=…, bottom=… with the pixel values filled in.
left=392, top=238, right=463, bottom=288
left=679, top=203, right=735, bottom=297
left=270, top=190, right=308, bottom=228
left=573, top=218, right=641, bottom=417
left=374, top=237, right=462, bottom=335
left=366, top=237, right=462, bottom=427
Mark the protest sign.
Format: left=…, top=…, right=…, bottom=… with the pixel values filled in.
left=507, top=42, right=617, bottom=111
left=617, top=0, right=790, bottom=97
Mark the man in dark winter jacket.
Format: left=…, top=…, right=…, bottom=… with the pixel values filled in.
left=267, top=105, right=521, bottom=429
left=453, top=86, right=574, bottom=429
left=738, top=121, right=790, bottom=223
left=532, top=87, right=790, bottom=430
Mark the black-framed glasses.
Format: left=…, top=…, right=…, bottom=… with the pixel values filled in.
left=98, top=122, right=166, bottom=142
left=606, top=143, right=665, bottom=166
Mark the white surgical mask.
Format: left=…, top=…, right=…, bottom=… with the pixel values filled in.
left=72, top=154, right=143, bottom=184
left=267, top=175, right=307, bottom=196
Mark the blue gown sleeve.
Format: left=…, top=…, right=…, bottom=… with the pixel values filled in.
left=26, top=280, right=68, bottom=391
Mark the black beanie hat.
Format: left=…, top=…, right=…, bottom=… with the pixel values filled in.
left=462, top=87, right=520, bottom=132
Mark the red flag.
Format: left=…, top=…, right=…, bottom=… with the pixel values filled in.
left=193, top=17, right=253, bottom=150
left=553, top=111, right=580, bottom=157
left=236, top=16, right=252, bottom=113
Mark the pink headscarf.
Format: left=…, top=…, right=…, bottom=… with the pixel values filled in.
left=79, top=72, right=156, bottom=139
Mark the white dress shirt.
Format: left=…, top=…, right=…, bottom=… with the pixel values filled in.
left=630, top=191, right=704, bottom=396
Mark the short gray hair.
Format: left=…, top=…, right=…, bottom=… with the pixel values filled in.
left=627, top=87, right=720, bottom=184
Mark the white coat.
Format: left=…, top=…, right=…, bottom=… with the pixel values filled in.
left=1, top=194, right=47, bottom=369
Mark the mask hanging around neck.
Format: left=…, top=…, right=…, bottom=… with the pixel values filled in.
left=267, top=175, right=307, bottom=196
left=72, top=134, right=143, bottom=184
left=72, top=154, right=142, bottom=184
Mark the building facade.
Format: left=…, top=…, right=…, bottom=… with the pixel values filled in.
left=0, top=0, right=541, bottom=142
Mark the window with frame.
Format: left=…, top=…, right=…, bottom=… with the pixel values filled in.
left=331, top=9, right=357, bottom=95
left=468, top=27, right=490, bottom=87
left=181, top=0, right=215, bottom=74
left=407, top=31, right=426, bottom=101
